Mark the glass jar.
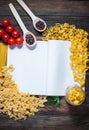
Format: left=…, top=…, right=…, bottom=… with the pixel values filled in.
left=65, top=84, right=85, bottom=106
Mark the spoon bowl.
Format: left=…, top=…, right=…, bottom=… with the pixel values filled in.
left=9, top=3, right=36, bottom=48
left=33, top=18, right=47, bottom=32
left=24, top=32, right=36, bottom=48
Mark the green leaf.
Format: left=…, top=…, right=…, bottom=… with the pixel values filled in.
left=47, top=96, right=60, bottom=107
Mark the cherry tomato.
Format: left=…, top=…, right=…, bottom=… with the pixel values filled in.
left=8, top=38, right=16, bottom=46
left=12, top=30, right=20, bottom=38
left=16, top=37, right=24, bottom=45
left=2, top=34, right=10, bottom=43
left=6, top=25, right=14, bottom=34
left=2, top=18, right=10, bottom=27
left=0, top=28, right=5, bottom=37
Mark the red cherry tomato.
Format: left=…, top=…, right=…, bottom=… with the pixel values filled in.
left=2, top=34, right=10, bottom=43
left=6, top=25, right=14, bottom=34
left=2, top=18, right=10, bottom=27
left=8, top=38, right=16, bottom=46
left=16, top=37, right=24, bottom=45
left=0, top=28, right=5, bottom=37
left=12, top=30, right=20, bottom=38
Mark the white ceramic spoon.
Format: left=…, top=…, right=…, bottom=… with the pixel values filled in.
left=17, top=0, right=47, bottom=32
left=9, top=3, right=36, bottom=48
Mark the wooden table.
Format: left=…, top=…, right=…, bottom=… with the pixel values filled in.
left=0, top=0, right=89, bottom=130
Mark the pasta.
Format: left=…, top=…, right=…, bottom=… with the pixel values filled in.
left=65, top=86, right=85, bottom=105
left=0, top=65, right=47, bottom=120
left=42, top=23, right=89, bottom=87
left=0, top=43, right=8, bottom=71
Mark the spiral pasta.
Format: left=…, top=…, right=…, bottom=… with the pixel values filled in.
left=0, top=65, right=47, bottom=120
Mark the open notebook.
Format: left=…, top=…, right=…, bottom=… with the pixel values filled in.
left=7, top=40, right=75, bottom=96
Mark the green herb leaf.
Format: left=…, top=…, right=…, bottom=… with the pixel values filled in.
left=47, top=96, right=60, bottom=107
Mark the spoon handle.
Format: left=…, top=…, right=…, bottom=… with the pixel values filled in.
left=9, top=3, right=28, bottom=33
left=17, top=0, right=37, bottom=21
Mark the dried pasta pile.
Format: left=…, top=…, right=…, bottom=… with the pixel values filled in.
left=42, top=23, right=89, bottom=87
left=0, top=65, right=47, bottom=120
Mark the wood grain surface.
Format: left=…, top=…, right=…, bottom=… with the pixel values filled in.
left=0, top=0, right=89, bottom=130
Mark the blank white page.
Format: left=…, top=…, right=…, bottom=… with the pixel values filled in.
left=7, top=41, right=47, bottom=95
left=46, top=40, right=75, bottom=96
left=7, top=40, right=75, bottom=96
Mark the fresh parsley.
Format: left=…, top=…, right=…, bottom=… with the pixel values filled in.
left=47, top=96, right=60, bottom=107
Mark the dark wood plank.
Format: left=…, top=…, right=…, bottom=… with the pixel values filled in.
left=0, top=0, right=89, bottom=130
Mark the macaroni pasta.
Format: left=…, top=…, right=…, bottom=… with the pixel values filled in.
left=42, top=23, right=89, bottom=87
